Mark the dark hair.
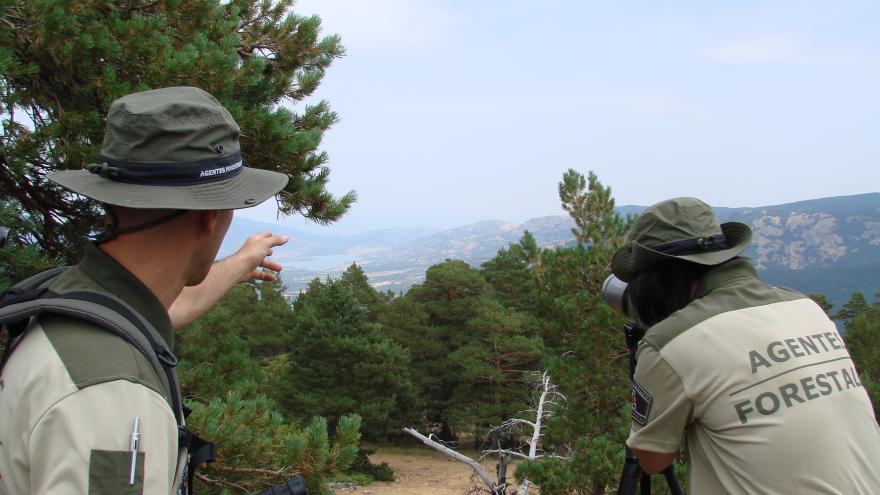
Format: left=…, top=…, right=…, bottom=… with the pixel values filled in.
left=627, top=260, right=710, bottom=327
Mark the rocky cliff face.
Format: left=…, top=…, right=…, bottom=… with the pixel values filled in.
left=715, top=194, right=880, bottom=270
left=750, top=213, right=850, bottom=268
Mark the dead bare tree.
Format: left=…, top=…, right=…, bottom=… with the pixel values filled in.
left=404, top=371, right=570, bottom=495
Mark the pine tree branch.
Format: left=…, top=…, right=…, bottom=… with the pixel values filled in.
left=207, top=464, right=291, bottom=478
left=237, top=10, right=273, bottom=33
left=195, top=474, right=249, bottom=493
left=126, top=1, right=160, bottom=14
left=0, top=155, right=49, bottom=215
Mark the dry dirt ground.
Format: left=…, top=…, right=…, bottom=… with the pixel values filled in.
left=331, top=445, right=533, bottom=495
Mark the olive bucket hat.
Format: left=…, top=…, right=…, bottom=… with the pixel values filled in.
left=48, top=86, right=288, bottom=210
left=611, top=197, right=752, bottom=282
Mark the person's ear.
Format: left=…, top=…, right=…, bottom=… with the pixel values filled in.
left=196, top=210, right=220, bottom=236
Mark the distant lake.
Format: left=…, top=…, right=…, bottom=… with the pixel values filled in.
left=275, top=254, right=364, bottom=271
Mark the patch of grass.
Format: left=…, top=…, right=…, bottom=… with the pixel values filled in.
left=348, top=448, right=395, bottom=482
left=331, top=472, right=375, bottom=486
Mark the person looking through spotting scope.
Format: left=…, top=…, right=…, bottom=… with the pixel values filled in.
left=609, top=197, right=880, bottom=493
left=0, top=86, right=292, bottom=494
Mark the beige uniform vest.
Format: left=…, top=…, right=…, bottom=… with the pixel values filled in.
left=627, top=259, right=880, bottom=494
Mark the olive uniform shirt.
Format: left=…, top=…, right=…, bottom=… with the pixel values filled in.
left=628, top=258, right=880, bottom=494
left=0, top=244, right=179, bottom=494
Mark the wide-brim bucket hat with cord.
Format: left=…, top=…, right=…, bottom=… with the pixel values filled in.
left=48, top=86, right=288, bottom=211
left=611, top=197, right=752, bottom=283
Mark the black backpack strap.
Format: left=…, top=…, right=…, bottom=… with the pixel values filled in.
left=0, top=267, right=66, bottom=360
left=0, top=287, right=48, bottom=369
left=179, top=426, right=217, bottom=489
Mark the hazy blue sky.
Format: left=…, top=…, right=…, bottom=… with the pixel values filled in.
left=239, top=0, right=880, bottom=235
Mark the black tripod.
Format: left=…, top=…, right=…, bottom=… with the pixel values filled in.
left=616, top=323, right=684, bottom=495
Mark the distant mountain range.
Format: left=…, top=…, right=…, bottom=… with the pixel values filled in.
left=220, top=193, right=880, bottom=312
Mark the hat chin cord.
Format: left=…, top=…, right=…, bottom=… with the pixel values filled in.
left=95, top=208, right=188, bottom=244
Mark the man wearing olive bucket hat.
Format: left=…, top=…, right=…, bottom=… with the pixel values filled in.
left=610, top=197, right=880, bottom=493
left=0, top=87, right=292, bottom=494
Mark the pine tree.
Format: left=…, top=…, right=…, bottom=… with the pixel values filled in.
left=185, top=279, right=296, bottom=359
left=413, top=259, right=490, bottom=325
left=836, top=292, right=869, bottom=329
left=559, top=169, right=631, bottom=247
left=178, top=298, right=269, bottom=401
left=188, top=394, right=361, bottom=495
left=0, top=0, right=354, bottom=281
left=557, top=169, right=632, bottom=294
left=178, top=281, right=361, bottom=494
left=177, top=282, right=296, bottom=398
left=378, top=293, right=438, bottom=429
left=282, top=277, right=414, bottom=440
left=406, top=260, right=492, bottom=439
left=448, top=299, right=544, bottom=441
left=843, top=292, right=880, bottom=420
left=809, top=292, right=834, bottom=317
left=481, top=232, right=539, bottom=314
left=520, top=170, right=636, bottom=494
left=338, top=262, right=390, bottom=319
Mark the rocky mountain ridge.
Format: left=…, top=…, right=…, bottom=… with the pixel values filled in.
left=220, top=193, right=880, bottom=309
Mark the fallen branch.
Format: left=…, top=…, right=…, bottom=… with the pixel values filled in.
left=403, top=427, right=502, bottom=494
left=407, top=372, right=569, bottom=495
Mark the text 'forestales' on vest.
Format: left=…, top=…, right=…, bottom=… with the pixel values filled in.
left=733, top=363, right=862, bottom=424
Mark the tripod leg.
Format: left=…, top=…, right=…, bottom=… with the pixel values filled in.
left=640, top=472, right=652, bottom=495
left=617, top=448, right=647, bottom=495
left=618, top=450, right=686, bottom=495
left=661, top=466, right=684, bottom=495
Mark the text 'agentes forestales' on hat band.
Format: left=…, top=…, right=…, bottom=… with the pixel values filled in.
left=87, top=151, right=244, bottom=186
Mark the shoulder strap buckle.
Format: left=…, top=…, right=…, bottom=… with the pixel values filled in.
left=157, top=347, right=178, bottom=367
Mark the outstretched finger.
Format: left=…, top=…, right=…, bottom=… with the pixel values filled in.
left=261, top=259, right=283, bottom=272
left=260, top=234, right=289, bottom=248
left=251, top=269, right=277, bottom=282
left=244, top=231, right=272, bottom=242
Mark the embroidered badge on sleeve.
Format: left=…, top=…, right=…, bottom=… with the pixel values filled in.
left=631, top=379, right=654, bottom=426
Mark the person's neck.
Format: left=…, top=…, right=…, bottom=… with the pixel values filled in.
left=99, top=236, right=190, bottom=310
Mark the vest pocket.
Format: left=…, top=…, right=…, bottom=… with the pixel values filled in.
left=89, top=449, right=144, bottom=495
